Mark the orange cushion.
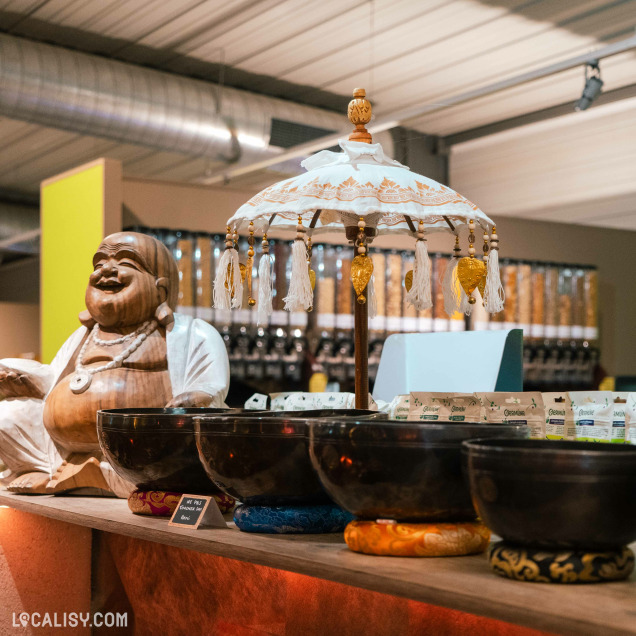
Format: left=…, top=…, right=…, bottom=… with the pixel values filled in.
left=345, top=520, right=491, bottom=557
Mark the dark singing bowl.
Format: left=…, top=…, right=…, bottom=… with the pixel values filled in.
left=97, top=407, right=248, bottom=494
left=463, top=439, right=636, bottom=550
left=309, top=420, right=530, bottom=522
left=194, top=410, right=381, bottom=506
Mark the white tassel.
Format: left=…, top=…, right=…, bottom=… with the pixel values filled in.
left=405, top=239, right=432, bottom=311
left=483, top=228, right=505, bottom=314
left=442, top=256, right=460, bottom=317
left=284, top=239, right=313, bottom=311
left=229, top=247, right=243, bottom=309
left=460, top=289, right=473, bottom=315
left=257, top=252, right=273, bottom=325
left=213, top=248, right=232, bottom=309
left=367, top=274, right=377, bottom=319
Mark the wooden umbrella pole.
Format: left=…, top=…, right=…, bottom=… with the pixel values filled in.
left=354, top=244, right=370, bottom=410
left=347, top=87, right=373, bottom=410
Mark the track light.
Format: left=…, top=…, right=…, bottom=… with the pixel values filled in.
left=575, top=60, right=603, bottom=111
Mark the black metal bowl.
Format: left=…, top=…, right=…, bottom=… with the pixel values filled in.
left=194, top=410, right=381, bottom=506
left=308, top=419, right=530, bottom=522
left=463, top=438, right=636, bottom=550
left=97, top=407, right=244, bottom=494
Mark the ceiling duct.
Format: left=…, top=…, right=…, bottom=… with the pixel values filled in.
left=0, top=34, right=393, bottom=171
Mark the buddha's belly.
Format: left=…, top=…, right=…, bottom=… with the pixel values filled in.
left=44, top=368, right=172, bottom=453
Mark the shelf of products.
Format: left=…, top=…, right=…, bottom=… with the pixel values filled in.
left=468, top=259, right=598, bottom=341
left=127, top=227, right=601, bottom=396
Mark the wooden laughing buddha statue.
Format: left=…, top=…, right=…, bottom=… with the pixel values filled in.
left=0, top=231, right=229, bottom=496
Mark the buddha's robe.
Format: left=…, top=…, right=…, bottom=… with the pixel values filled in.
left=0, top=314, right=229, bottom=484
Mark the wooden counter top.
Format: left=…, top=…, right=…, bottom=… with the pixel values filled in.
left=0, top=491, right=634, bottom=636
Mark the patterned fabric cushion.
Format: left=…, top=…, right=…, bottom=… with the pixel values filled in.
left=489, top=542, right=635, bottom=583
left=128, top=490, right=235, bottom=517
left=234, top=504, right=354, bottom=534
left=345, top=520, right=491, bottom=557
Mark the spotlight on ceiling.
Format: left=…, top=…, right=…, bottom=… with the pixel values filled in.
left=575, top=60, right=603, bottom=111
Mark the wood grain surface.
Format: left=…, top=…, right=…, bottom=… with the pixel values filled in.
left=0, top=492, right=634, bottom=635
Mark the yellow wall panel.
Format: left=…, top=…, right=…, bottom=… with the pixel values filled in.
left=40, top=160, right=121, bottom=363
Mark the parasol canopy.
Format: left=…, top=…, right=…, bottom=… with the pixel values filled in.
left=227, top=138, right=494, bottom=237
left=217, top=88, right=505, bottom=410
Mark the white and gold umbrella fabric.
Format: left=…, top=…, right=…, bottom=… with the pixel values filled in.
left=227, top=138, right=494, bottom=237
left=215, top=89, right=505, bottom=408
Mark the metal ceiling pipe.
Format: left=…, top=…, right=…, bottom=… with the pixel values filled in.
left=0, top=34, right=393, bottom=165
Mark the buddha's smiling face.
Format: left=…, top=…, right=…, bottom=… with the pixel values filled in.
left=85, top=233, right=163, bottom=329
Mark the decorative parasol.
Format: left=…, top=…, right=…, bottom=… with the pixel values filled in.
left=215, top=89, right=505, bottom=408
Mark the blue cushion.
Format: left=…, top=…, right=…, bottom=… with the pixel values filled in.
left=234, top=504, right=355, bottom=534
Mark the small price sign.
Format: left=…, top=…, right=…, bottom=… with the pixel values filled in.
left=168, top=494, right=226, bottom=529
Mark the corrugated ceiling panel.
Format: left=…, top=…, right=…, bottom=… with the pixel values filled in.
left=31, top=0, right=111, bottom=24
left=327, top=3, right=615, bottom=108
left=0, top=0, right=45, bottom=15
left=185, top=0, right=364, bottom=64
left=278, top=0, right=515, bottom=88
left=263, top=0, right=458, bottom=74
left=141, top=0, right=286, bottom=53
left=0, top=0, right=42, bottom=9
left=0, top=121, right=200, bottom=190
left=0, top=112, right=297, bottom=190
left=256, top=0, right=603, bottom=93
left=0, top=126, right=80, bottom=174
left=228, top=0, right=381, bottom=73
left=408, top=52, right=636, bottom=134
left=76, top=1, right=204, bottom=40
left=0, top=134, right=118, bottom=187
left=240, top=0, right=449, bottom=80
left=374, top=35, right=591, bottom=107
left=135, top=0, right=257, bottom=49
left=0, top=118, right=41, bottom=146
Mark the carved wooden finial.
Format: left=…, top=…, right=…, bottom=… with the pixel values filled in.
left=348, top=88, right=372, bottom=144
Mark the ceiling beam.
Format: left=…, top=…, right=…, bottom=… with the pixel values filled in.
left=0, top=228, right=40, bottom=251
left=204, top=32, right=636, bottom=185
left=0, top=188, right=39, bottom=207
